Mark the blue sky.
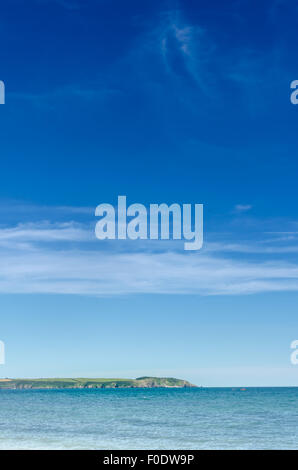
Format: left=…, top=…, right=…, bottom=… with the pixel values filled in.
left=1, top=0, right=298, bottom=385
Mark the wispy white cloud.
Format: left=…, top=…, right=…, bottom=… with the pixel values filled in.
left=1, top=220, right=298, bottom=296
left=234, top=204, right=253, bottom=213
left=0, top=201, right=93, bottom=226
left=1, top=202, right=298, bottom=297
left=136, top=4, right=289, bottom=117
left=0, top=222, right=91, bottom=244
left=157, top=9, right=211, bottom=91
left=205, top=240, right=298, bottom=255
left=2, top=247, right=298, bottom=296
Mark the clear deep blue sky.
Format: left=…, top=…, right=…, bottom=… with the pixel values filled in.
left=1, top=0, right=298, bottom=386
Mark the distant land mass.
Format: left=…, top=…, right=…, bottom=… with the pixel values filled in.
left=0, top=377, right=197, bottom=390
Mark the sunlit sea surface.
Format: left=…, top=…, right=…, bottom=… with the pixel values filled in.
left=1, top=387, right=298, bottom=449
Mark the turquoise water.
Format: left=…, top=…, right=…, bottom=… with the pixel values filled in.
left=1, top=387, right=298, bottom=449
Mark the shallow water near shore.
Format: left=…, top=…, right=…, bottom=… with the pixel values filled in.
left=1, top=387, right=298, bottom=449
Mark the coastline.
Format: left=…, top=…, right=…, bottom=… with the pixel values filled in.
left=0, top=376, right=197, bottom=390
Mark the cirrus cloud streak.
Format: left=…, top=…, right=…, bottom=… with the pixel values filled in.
left=1, top=221, right=298, bottom=296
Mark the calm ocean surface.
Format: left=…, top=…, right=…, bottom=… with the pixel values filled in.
left=1, top=387, right=298, bottom=449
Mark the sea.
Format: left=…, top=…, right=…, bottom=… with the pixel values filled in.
left=0, top=387, right=298, bottom=449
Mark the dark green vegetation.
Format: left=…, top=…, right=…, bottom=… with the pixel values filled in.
left=0, top=377, right=196, bottom=389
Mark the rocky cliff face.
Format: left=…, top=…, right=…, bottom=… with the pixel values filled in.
left=134, top=377, right=196, bottom=388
